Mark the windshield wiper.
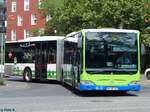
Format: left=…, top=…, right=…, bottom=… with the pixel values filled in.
left=86, top=68, right=137, bottom=75
left=118, top=69, right=136, bottom=75
left=86, top=71, right=104, bottom=74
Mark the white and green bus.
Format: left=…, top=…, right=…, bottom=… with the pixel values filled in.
left=5, top=36, right=64, bottom=81
left=62, top=29, right=141, bottom=91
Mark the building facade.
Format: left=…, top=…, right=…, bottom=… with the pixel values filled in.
left=6, top=0, right=46, bottom=41
left=0, top=0, right=6, bottom=39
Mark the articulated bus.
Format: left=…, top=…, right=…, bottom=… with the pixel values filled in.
left=5, top=36, right=64, bottom=81
left=62, top=29, right=141, bottom=91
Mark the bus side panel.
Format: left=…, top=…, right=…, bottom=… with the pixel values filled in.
left=47, top=64, right=56, bottom=79
left=17, top=63, right=35, bottom=78
left=4, top=63, right=14, bottom=76
left=5, top=63, right=35, bottom=77
left=63, top=64, right=73, bottom=85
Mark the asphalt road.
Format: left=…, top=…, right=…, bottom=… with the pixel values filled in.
left=0, top=75, right=150, bottom=112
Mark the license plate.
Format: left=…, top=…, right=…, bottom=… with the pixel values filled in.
left=106, top=87, right=118, bottom=91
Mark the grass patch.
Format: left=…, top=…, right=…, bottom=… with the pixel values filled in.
left=0, top=78, right=5, bottom=85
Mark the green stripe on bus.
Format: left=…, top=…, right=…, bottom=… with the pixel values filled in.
left=47, top=71, right=56, bottom=79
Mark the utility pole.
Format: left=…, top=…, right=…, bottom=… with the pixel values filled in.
left=0, top=36, right=5, bottom=78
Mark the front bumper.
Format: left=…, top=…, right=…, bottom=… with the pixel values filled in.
left=79, top=84, right=141, bottom=91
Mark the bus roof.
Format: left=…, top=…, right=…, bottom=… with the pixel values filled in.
left=65, top=29, right=139, bottom=38
left=6, top=36, right=65, bottom=43
left=81, top=28, right=139, bottom=33
left=65, top=37, right=78, bottom=43
left=66, top=32, right=78, bottom=37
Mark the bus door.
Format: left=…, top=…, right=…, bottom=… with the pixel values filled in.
left=35, top=42, right=47, bottom=80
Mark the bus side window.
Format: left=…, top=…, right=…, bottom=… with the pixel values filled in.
left=48, top=48, right=56, bottom=64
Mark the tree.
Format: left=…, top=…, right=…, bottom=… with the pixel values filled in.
left=42, top=0, right=103, bottom=35
left=30, top=28, right=45, bottom=36
left=41, top=0, right=149, bottom=37
left=141, top=2, right=150, bottom=46
left=141, top=28, right=150, bottom=46
left=40, top=0, right=64, bottom=16
left=40, top=0, right=64, bottom=35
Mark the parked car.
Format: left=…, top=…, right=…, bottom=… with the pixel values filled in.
left=145, top=68, right=150, bottom=80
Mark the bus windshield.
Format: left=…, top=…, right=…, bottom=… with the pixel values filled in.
left=85, top=32, right=138, bottom=74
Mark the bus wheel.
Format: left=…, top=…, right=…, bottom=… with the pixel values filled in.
left=146, top=72, right=150, bottom=80
left=23, top=68, right=32, bottom=82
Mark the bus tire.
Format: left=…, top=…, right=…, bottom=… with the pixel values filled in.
left=23, top=68, right=32, bottom=82
left=146, top=72, right=150, bottom=80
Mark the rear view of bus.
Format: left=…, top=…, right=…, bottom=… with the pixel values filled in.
left=62, top=29, right=141, bottom=92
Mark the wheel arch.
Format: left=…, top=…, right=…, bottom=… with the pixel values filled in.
left=23, top=66, right=32, bottom=82
left=145, top=68, right=150, bottom=76
left=23, top=66, right=32, bottom=74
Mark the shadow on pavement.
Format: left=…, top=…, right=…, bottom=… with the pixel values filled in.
left=4, top=76, right=140, bottom=97
left=62, top=83, right=139, bottom=97
left=4, top=76, right=61, bottom=85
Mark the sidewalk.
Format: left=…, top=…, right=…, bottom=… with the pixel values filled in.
left=0, top=76, right=29, bottom=90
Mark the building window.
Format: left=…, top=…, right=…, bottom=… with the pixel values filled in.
left=17, top=16, right=23, bottom=26
left=24, top=0, right=29, bottom=11
left=31, top=14, right=37, bottom=25
left=24, top=29, right=30, bottom=39
left=12, top=0, right=16, bottom=12
left=11, top=29, right=16, bottom=41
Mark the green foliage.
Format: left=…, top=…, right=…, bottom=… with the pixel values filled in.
left=40, top=0, right=64, bottom=17
left=41, top=0, right=149, bottom=39
left=141, top=28, right=150, bottom=46
left=30, top=28, right=39, bottom=36
left=30, top=28, right=45, bottom=36
left=100, top=0, right=146, bottom=28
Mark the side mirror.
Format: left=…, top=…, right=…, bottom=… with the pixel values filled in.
left=77, top=37, right=82, bottom=48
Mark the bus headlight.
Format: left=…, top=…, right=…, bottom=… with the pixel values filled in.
left=81, top=80, right=95, bottom=85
